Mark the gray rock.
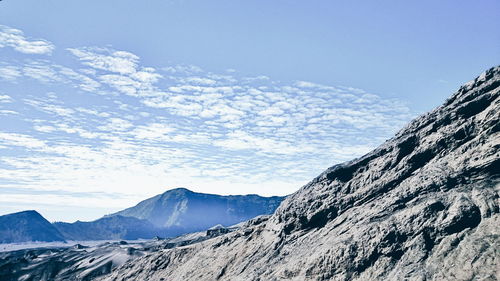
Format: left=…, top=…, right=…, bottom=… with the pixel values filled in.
left=0, top=227, right=236, bottom=281
left=99, top=66, right=500, bottom=281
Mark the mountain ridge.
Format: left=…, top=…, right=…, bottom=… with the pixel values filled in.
left=53, top=215, right=161, bottom=241
left=109, top=187, right=285, bottom=232
left=0, top=188, right=285, bottom=242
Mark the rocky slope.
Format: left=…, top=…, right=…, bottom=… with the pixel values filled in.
left=0, top=211, right=65, bottom=243
left=100, top=66, right=500, bottom=281
left=109, top=187, right=284, bottom=235
left=0, top=225, right=238, bottom=281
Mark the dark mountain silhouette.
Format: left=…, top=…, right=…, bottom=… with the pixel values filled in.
left=0, top=210, right=65, bottom=243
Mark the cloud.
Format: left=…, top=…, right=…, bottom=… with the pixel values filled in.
left=22, top=61, right=62, bottom=83
left=0, top=65, right=22, bottom=81
left=0, top=94, right=13, bottom=103
left=65, top=47, right=166, bottom=98
left=58, top=66, right=101, bottom=92
left=0, top=60, right=101, bottom=92
left=0, top=29, right=416, bottom=221
left=68, top=47, right=139, bottom=74
left=184, top=77, right=217, bottom=86
left=24, top=98, right=75, bottom=117
left=162, top=64, right=203, bottom=74
left=0, top=110, right=18, bottom=115
left=97, top=118, right=133, bottom=132
left=0, top=132, right=46, bottom=148
left=0, top=25, right=54, bottom=55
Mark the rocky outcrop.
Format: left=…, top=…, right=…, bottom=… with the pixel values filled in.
left=100, top=66, right=500, bottom=281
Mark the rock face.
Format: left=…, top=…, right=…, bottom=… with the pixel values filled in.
left=101, top=67, right=500, bottom=281
left=0, top=211, right=65, bottom=243
left=109, top=187, right=285, bottom=235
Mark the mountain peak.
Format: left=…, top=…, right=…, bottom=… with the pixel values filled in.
left=163, top=187, right=194, bottom=195
left=14, top=210, right=41, bottom=216
left=0, top=210, right=65, bottom=243
left=110, top=188, right=285, bottom=232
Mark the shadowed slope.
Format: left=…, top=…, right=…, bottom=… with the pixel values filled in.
left=0, top=211, right=65, bottom=243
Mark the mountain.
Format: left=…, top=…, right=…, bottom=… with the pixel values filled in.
left=109, top=187, right=285, bottom=235
left=50, top=188, right=285, bottom=241
left=53, top=215, right=162, bottom=241
left=0, top=210, right=65, bottom=243
left=101, top=67, right=500, bottom=281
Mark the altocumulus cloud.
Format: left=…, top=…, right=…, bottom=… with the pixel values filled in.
left=0, top=25, right=415, bottom=221
left=0, top=25, right=54, bottom=55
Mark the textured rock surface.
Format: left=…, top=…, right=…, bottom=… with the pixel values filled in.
left=99, top=66, right=499, bottom=281
left=0, top=227, right=238, bottom=281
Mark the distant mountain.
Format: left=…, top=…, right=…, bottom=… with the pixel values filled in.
left=53, top=215, right=163, bottom=241
left=0, top=189, right=285, bottom=243
left=109, top=188, right=285, bottom=235
left=0, top=210, right=65, bottom=243
left=49, top=188, right=285, bottom=241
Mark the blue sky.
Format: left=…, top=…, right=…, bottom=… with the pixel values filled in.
left=0, top=1, right=498, bottom=222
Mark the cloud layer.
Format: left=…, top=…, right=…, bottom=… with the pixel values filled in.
left=0, top=25, right=414, bottom=221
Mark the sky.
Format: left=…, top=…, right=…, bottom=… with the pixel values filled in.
left=0, top=0, right=498, bottom=222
